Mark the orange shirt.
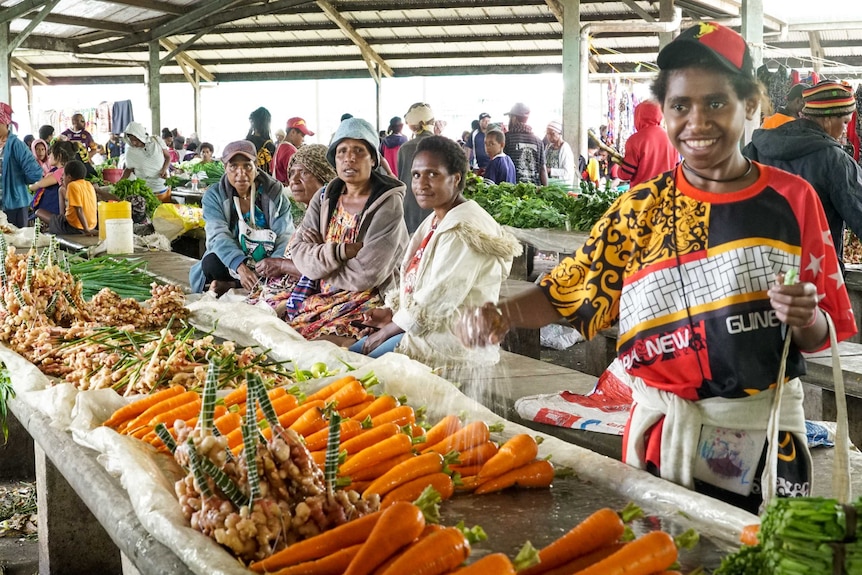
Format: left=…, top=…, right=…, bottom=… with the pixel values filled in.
left=65, top=179, right=97, bottom=231
left=760, top=112, right=796, bottom=130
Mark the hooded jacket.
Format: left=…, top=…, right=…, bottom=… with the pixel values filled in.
left=619, top=101, right=679, bottom=188
left=291, top=170, right=408, bottom=296
left=2, top=133, right=43, bottom=212
left=387, top=200, right=522, bottom=368
left=189, top=171, right=293, bottom=293
left=743, top=118, right=862, bottom=261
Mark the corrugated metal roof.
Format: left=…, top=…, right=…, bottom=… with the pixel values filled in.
left=2, top=0, right=861, bottom=86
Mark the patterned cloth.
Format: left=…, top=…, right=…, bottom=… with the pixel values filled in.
left=288, top=199, right=383, bottom=339
left=402, top=219, right=436, bottom=294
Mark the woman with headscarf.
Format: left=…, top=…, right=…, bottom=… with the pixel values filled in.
left=30, top=139, right=50, bottom=176
left=122, top=122, right=172, bottom=198
left=287, top=118, right=408, bottom=343
left=0, top=103, right=42, bottom=228
left=189, top=140, right=293, bottom=294
left=246, top=107, right=276, bottom=174
left=246, top=144, right=337, bottom=316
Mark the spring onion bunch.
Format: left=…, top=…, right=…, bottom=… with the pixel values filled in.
left=69, top=255, right=159, bottom=300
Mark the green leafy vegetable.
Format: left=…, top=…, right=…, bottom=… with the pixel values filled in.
left=110, top=178, right=161, bottom=218
left=69, top=255, right=159, bottom=300
left=0, top=363, right=14, bottom=444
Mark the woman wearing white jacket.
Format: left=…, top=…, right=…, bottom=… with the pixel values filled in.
left=350, top=136, right=522, bottom=369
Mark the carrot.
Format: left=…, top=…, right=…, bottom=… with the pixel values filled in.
left=518, top=507, right=625, bottom=575
left=310, top=450, right=327, bottom=468
left=473, top=460, right=554, bottom=495
left=289, top=404, right=328, bottom=437
left=340, top=433, right=414, bottom=477
left=146, top=398, right=203, bottom=429
left=414, top=414, right=461, bottom=450
left=652, top=572, right=683, bottom=575
left=351, top=394, right=399, bottom=421
left=455, top=475, right=481, bottom=492
left=378, top=526, right=469, bottom=575
left=448, top=553, right=515, bottom=575
left=305, top=375, right=357, bottom=403
left=250, top=510, right=382, bottom=573
left=347, top=453, right=414, bottom=482
left=571, top=530, right=677, bottom=575
left=362, top=452, right=444, bottom=499
left=277, top=400, right=326, bottom=430
left=477, top=434, right=538, bottom=480
left=327, top=379, right=369, bottom=409
left=380, top=473, right=454, bottom=508
left=343, top=501, right=426, bottom=575
left=339, top=398, right=374, bottom=418
left=304, top=418, right=364, bottom=452
left=214, top=412, right=242, bottom=437
left=370, top=405, right=415, bottom=427
left=540, top=543, right=626, bottom=575
left=270, top=543, right=363, bottom=575
left=121, top=390, right=198, bottom=433
left=340, top=423, right=400, bottom=456
left=740, top=523, right=760, bottom=546
left=454, top=441, right=498, bottom=467
left=423, top=421, right=490, bottom=456
left=263, top=393, right=300, bottom=419
left=222, top=383, right=247, bottom=408
left=103, top=384, right=185, bottom=428
left=449, top=464, right=482, bottom=477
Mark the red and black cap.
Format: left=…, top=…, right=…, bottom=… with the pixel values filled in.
left=657, top=22, right=754, bottom=78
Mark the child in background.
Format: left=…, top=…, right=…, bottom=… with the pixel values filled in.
left=36, top=159, right=97, bottom=236
left=483, top=129, right=516, bottom=184
left=28, top=140, right=76, bottom=218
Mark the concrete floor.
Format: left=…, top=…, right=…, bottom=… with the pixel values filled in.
left=0, top=481, right=37, bottom=575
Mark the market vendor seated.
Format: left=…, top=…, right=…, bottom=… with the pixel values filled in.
left=28, top=140, right=76, bottom=219
left=246, top=144, right=337, bottom=317
left=189, top=140, right=294, bottom=295
left=455, top=22, right=857, bottom=513
left=286, top=118, right=408, bottom=344
left=348, top=135, right=521, bottom=370
left=35, top=160, right=97, bottom=236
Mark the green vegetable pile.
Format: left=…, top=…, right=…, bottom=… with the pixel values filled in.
left=170, top=160, right=225, bottom=188
left=462, top=173, right=622, bottom=231
left=110, top=178, right=161, bottom=218
left=715, top=497, right=862, bottom=575
left=69, top=255, right=161, bottom=301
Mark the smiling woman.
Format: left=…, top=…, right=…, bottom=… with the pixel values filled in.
left=455, top=22, right=858, bottom=514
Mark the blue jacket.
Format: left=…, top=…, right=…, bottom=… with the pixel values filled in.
left=3, top=133, right=42, bottom=210
left=189, top=171, right=294, bottom=293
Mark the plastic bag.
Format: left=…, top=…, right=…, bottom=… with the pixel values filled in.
left=540, top=323, right=584, bottom=350
left=152, top=204, right=204, bottom=242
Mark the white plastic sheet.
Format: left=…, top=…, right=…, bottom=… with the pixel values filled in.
left=2, top=298, right=759, bottom=574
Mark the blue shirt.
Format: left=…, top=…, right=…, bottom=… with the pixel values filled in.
left=484, top=154, right=517, bottom=184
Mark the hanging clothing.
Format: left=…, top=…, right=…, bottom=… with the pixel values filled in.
left=111, top=101, right=134, bottom=134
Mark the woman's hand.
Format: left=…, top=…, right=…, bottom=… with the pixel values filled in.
left=362, top=321, right=404, bottom=354
left=301, top=228, right=324, bottom=244
left=343, top=242, right=363, bottom=260
left=236, top=263, right=259, bottom=291
left=768, top=275, right=820, bottom=328
left=454, top=302, right=510, bottom=348
left=256, top=257, right=293, bottom=279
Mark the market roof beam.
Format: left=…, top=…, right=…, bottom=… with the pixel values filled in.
left=21, top=12, right=132, bottom=34
left=8, top=0, right=61, bottom=53
left=313, top=0, right=550, bottom=11
left=101, top=0, right=186, bottom=15
left=618, top=0, right=655, bottom=22
left=315, top=0, right=393, bottom=78
left=544, top=0, right=563, bottom=22
left=159, top=38, right=215, bottom=82
left=10, top=57, right=49, bottom=85
left=0, top=0, right=48, bottom=24
left=214, top=14, right=560, bottom=33
left=10, top=33, right=76, bottom=53
left=77, top=0, right=309, bottom=54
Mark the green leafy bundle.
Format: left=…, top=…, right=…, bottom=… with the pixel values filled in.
left=463, top=172, right=622, bottom=231
left=0, top=363, right=13, bottom=444
left=69, top=255, right=159, bottom=301
left=110, top=178, right=161, bottom=217
left=716, top=497, right=862, bottom=575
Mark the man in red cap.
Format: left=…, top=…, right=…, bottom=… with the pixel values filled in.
left=272, top=117, right=314, bottom=185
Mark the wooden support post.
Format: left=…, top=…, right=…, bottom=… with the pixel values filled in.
left=148, top=40, right=161, bottom=136
left=560, top=0, right=581, bottom=159
left=193, top=71, right=201, bottom=137
left=658, top=0, right=675, bottom=50
left=0, top=22, right=10, bottom=104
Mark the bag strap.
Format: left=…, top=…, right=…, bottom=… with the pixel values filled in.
left=764, top=310, right=850, bottom=507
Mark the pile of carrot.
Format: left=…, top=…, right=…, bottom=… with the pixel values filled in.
left=249, top=500, right=487, bottom=575
left=516, top=507, right=680, bottom=575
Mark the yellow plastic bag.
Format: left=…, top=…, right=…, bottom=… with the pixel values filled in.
left=152, top=203, right=204, bottom=242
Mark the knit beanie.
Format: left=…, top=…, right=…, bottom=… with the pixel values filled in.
left=289, top=144, right=336, bottom=184
left=327, top=117, right=380, bottom=168
left=802, top=81, right=856, bottom=117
